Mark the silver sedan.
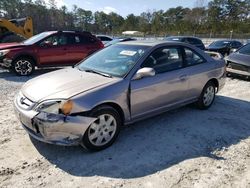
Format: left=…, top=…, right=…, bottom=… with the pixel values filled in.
left=14, top=41, right=226, bottom=151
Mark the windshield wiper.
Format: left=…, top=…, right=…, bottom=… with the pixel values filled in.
left=84, top=69, right=112, bottom=78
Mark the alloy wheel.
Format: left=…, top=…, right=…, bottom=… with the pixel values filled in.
left=88, top=114, right=117, bottom=146
left=14, top=60, right=33, bottom=75
left=203, top=86, right=215, bottom=106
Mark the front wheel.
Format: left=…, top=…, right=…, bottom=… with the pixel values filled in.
left=12, top=57, right=35, bottom=76
left=196, top=81, right=216, bottom=110
left=82, top=105, right=121, bottom=151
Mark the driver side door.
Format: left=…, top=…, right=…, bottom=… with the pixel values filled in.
left=37, top=34, right=71, bottom=66
left=130, top=46, right=189, bottom=119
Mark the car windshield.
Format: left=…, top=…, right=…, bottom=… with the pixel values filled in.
left=23, top=32, right=55, bottom=45
left=78, top=44, right=149, bottom=77
left=209, top=41, right=230, bottom=47
left=238, top=43, right=250, bottom=55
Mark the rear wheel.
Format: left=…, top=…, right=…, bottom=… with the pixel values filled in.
left=12, top=57, right=35, bottom=76
left=82, top=105, right=121, bottom=151
left=196, top=81, right=216, bottom=110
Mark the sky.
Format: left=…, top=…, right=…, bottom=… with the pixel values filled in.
left=51, top=0, right=208, bottom=17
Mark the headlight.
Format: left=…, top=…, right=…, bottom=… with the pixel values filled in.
left=0, top=49, right=10, bottom=57
left=35, top=100, right=74, bottom=115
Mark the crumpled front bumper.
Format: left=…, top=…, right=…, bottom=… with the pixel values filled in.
left=14, top=99, right=97, bottom=146
left=226, top=67, right=250, bottom=76
left=0, top=57, right=12, bottom=68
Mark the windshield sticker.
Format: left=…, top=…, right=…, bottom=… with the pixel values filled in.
left=120, top=50, right=137, bottom=56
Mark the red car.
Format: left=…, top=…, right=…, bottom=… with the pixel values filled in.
left=0, top=31, right=104, bottom=76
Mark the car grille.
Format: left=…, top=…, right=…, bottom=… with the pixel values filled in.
left=16, top=92, right=35, bottom=110
left=227, top=61, right=249, bottom=72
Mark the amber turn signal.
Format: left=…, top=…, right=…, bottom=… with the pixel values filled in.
left=60, top=100, right=73, bottom=115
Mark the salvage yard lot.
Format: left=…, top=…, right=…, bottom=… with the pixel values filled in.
left=0, top=69, right=250, bottom=188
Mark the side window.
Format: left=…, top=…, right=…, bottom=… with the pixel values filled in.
left=232, top=41, right=241, bottom=48
left=184, top=48, right=205, bottom=66
left=67, top=34, right=80, bottom=44
left=142, top=47, right=183, bottom=74
left=188, top=38, right=202, bottom=45
left=187, top=38, right=195, bottom=45
left=40, top=34, right=68, bottom=46
left=79, top=35, right=96, bottom=44
left=238, top=42, right=242, bottom=47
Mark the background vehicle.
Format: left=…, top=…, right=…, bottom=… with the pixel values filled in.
left=165, top=36, right=205, bottom=50
left=205, top=51, right=224, bottom=60
left=104, top=37, right=136, bottom=47
left=0, top=17, right=33, bottom=43
left=0, top=31, right=104, bottom=76
left=96, top=35, right=113, bottom=45
left=14, top=41, right=226, bottom=151
left=206, top=40, right=242, bottom=56
left=225, top=43, right=250, bottom=78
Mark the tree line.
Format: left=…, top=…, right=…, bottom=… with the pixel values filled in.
left=1, top=0, right=250, bottom=37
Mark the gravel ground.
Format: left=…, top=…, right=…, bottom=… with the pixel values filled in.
left=0, top=69, right=250, bottom=188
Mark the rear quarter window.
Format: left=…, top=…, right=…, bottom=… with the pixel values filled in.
left=184, top=48, right=205, bottom=66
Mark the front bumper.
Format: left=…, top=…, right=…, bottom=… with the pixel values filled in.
left=14, top=96, right=96, bottom=146
left=226, top=67, right=250, bottom=77
left=0, top=56, right=12, bottom=68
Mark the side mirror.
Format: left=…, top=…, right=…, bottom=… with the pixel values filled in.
left=133, top=67, right=155, bottom=80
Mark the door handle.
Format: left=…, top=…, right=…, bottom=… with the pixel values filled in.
left=179, top=75, right=188, bottom=81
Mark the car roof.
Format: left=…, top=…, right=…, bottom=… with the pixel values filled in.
left=166, top=36, right=201, bottom=39
left=214, top=39, right=240, bottom=42
left=96, top=35, right=112, bottom=37
left=43, top=31, right=92, bottom=35
left=118, top=40, right=187, bottom=47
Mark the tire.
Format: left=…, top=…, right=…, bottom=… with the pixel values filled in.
left=12, top=57, right=35, bottom=76
left=196, top=81, right=216, bottom=110
left=82, top=105, right=121, bottom=151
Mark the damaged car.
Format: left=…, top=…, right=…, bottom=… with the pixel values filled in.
left=225, top=43, right=250, bottom=78
left=14, top=41, right=226, bottom=151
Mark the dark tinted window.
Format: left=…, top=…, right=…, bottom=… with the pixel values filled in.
left=69, top=34, right=96, bottom=44
left=142, top=47, right=183, bottom=73
left=98, top=36, right=112, bottom=41
left=187, top=38, right=202, bottom=45
left=209, top=41, right=230, bottom=47
left=232, top=41, right=242, bottom=48
left=184, top=48, right=205, bottom=66
left=238, top=44, right=250, bottom=55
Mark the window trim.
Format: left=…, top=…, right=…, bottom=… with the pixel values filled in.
left=182, top=47, right=207, bottom=68
left=38, top=33, right=69, bottom=47
left=141, top=46, right=185, bottom=74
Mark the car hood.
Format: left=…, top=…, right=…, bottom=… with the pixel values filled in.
left=225, top=53, right=250, bottom=67
left=21, top=68, right=119, bottom=102
left=0, top=42, right=25, bottom=50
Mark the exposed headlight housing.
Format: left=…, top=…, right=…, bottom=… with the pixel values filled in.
left=35, top=100, right=74, bottom=115
left=0, top=49, right=10, bottom=57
